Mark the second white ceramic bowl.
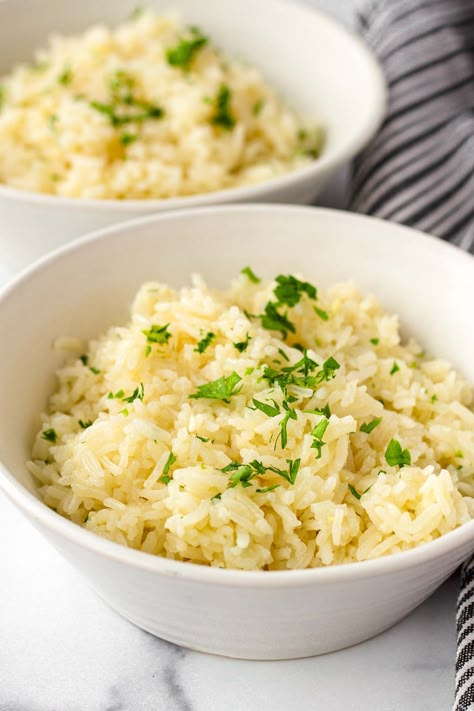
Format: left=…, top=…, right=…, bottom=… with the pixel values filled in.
left=0, top=0, right=385, bottom=271
left=0, top=205, right=473, bottom=659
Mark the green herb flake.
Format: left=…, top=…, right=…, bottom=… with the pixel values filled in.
left=360, top=417, right=382, bottom=434
left=195, top=435, right=209, bottom=442
left=314, top=306, right=329, bottom=321
left=390, top=361, right=400, bottom=375
left=311, top=417, right=329, bottom=458
left=273, top=274, right=317, bottom=308
left=259, top=302, right=295, bottom=338
left=211, top=492, right=222, bottom=501
left=159, top=452, right=177, bottom=484
left=221, top=461, right=262, bottom=489
left=305, top=403, right=331, bottom=418
left=142, top=323, right=172, bottom=345
left=0, top=86, right=5, bottom=110
left=211, top=84, right=235, bottom=130
left=78, top=419, right=93, bottom=429
left=122, top=382, right=144, bottom=404
left=80, top=354, right=88, bottom=366
left=256, top=484, right=279, bottom=493
left=58, top=66, right=73, bottom=86
left=189, top=371, right=242, bottom=402
left=41, top=428, right=58, bottom=443
left=194, top=331, right=215, bottom=354
left=348, top=484, right=361, bottom=500
left=385, top=439, right=412, bottom=468
left=233, top=333, right=251, bottom=353
left=166, top=28, right=208, bottom=69
left=278, top=401, right=298, bottom=449
left=370, top=338, right=379, bottom=346
left=145, top=345, right=152, bottom=358
left=455, top=451, right=464, bottom=458
left=268, top=458, right=301, bottom=485
left=252, top=398, right=280, bottom=417
left=431, top=394, right=438, bottom=403
left=244, top=367, right=255, bottom=376
left=108, top=389, right=125, bottom=400
left=320, top=356, right=340, bottom=381
left=253, top=99, right=264, bottom=116
left=89, top=366, right=101, bottom=375
left=277, top=347, right=290, bottom=362
left=120, top=132, right=138, bottom=146
left=241, top=266, right=261, bottom=284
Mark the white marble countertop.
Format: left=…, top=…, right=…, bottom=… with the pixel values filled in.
left=0, top=1, right=459, bottom=709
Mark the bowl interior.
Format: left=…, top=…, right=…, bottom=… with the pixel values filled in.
left=0, top=0, right=384, bottom=165
left=0, top=205, right=473, bottom=502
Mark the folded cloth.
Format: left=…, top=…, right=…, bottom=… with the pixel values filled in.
left=349, top=2, right=474, bottom=709
left=350, top=0, right=474, bottom=253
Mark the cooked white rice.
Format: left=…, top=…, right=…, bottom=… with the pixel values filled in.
left=28, top=271, right=474, bottom=570
left=0, top=10, right=321, bottom=200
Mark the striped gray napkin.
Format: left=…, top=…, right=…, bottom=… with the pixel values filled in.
left=349, top=1, right=474, bottom=708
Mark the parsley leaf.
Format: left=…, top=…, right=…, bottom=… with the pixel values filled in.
left=304, top=403, right=331, bottom=418
left=278, top=400, right=297, bottom=449
left=89, top=366, right=100, bottom=375
left=241, top=266, right=261, bottom=283
left=142, top=323, right=172, bottom=345
left=41, top=428, right=58, bottom=443
left=120, top=132, right=138, bottom=146
left=314, top=306, right=329, bottom=321
left=122, top=382, right=144, bottom=403
left=273, top=274, right=317, bottom=307
left=348, top=484, right=361, bottom=500
left=252, top=398, right=280, bottom=417
left=159, top=452, right=176, bottom=484
left=320, top=356, right=340, bottom=381
left=311, top=418, right=329, bottom=458
left=259, top=302, right=295, bottom=338
left=78, top=419, right=93, bottom=429
left=195, top=435, right=209, bottom=442
left=268, top=458, right=301, bottom=485
left=194, top=331, right=215, bottom=354
left=108, top=389, right=125, bottom=399
left=256, top=484, right=280, bottom=493
left=390, top=361, right=400, bottom=375
left=58, top=66, right=73, bottom=86
left=253, top=99, right=264, bottom=116
left=385, top=439, right=412, bottom=468
left=360, top=417, right=382, bottom=434
left=211, top=85, right=235, bottom=130
left=166, top=29, right=208, bottom=69
left=233, top=333, right=251, bottom=352
left=221, top=461, right=259, bottom=489
left=189, top=371, right=242, bottom=402
left=80, top=354, right=88, bottom=365
left=370, top=338, right=379, bottom=346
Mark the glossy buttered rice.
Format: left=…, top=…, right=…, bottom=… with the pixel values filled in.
left=28, top=271, right=474, bottom=570
left=0, top=10, right=322, bottom=200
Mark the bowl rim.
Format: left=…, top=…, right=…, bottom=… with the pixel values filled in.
left=0, top=0, right=387, bottom=210
left=0, top=203, right=473, bottom=587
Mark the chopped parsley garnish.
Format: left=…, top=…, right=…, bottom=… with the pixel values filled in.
left=120, top=408, right=129, bottom=416
left=253, top=99, right=264, bottom=116
left=277, top=348, right=290, bottom=362
left=268, top=458, right=301, bottom=485
left=120, top=132, right=138, bottom=146
left=273, top=274, right=317, bottom=307
left=348, top=484, right=361, bottom=500
left=78, top=419, right=93, bottom=429
left=159, top=452, right=176, bottom=484
left=256, top=484, right=280, bottom=493
left=122, top=382, right=144, bottom=403
left=211, top=84, right=235, bottom=130
left=89, top=366, right=101, bottom=375
left=142, top=323, right=172, bottom=345
left=385, top=439, right=411, bottom=468
left=320, top=356, right=340, bottom=381
left=80, top=354, right=88, bottom=365
left=41, top=428, right=58, bottom=443
left=90, top=91, right=164, bottom=127
left=195, top=435, right=209, bottom=442
left=211, top=492, right=222, bottom=501
left=108, top=389, right=125, bottom=399
left=252, top=398, right=280, bottom=417
left=305, top=403, right=331, bottom=418
left=259, top=302, right=295, bottom=338
left=431, top=394, right=438, bottom=403
left=241, top=266, right=261, bottom=283
left=455, top=451, right=464, bottom=458
left=390, top=361, right=400, bottom=375
left=58, top=66, right=72, bottom=86
left=189, top=371, right=242, bottom=403
left=221, top=459, right=266, bottom=488
left=311, top=418, right=329, bottom=458
left=166, top=28, right=208, bottom=69
left=370, top=338, right=379, bottom=346
left=282, top=349, right=318, bottom=378
left=277, top=400, right=297, bottom=449
left=360, top=417, right=382, bottom=434
left=194, top=331, right=215, bottom=353
left=233, top=333, right=251, bottom=353
left=314, top=306, right=329, bottom=321
left=0, top=86, right=5, bottom=110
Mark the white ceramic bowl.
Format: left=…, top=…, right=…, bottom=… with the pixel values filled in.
left=1, top=205, right=472, bottom=661
left=0, top=0, right=386, bottom=271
